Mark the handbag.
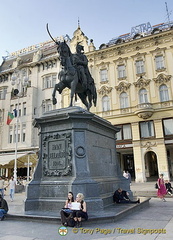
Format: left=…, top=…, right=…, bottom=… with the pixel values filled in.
left=155, top=183, right=158, bottom=189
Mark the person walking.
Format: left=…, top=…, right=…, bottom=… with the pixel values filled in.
left=0, top=194, right=8, bottom=221
left=7, top=176, right=16, bottom=201
left=126, top=171, right=132, bottom=185
left=157, top=174, right=167, bottom=201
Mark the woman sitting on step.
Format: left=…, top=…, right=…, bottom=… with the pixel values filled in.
left=72, top=193, right=88, bottom=227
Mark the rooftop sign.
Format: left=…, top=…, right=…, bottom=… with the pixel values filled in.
left=131, top=22, right=152, bottom=36
left=108, top=21, right=173, bottom=45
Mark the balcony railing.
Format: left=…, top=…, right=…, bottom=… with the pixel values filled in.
left=135, top=103, right=154, bottom=119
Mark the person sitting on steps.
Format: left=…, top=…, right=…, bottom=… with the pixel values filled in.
left=165, top=180, right=173, bottom=196
left=60, top=191, right=74, bottom=226
left=72, top=193, right=88, bottom=227
left=113, top=188, right=140, bottom=204
left=0, top=194, right=8, bottom=221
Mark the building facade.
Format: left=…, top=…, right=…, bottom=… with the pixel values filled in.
left=88, top=22, right=173, bottom=182
left=0, top=22, right=173, bottom=182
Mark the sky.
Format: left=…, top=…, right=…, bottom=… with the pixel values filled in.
left=0, top=0, right=173, bottom=64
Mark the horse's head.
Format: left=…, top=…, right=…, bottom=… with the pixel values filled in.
left=57, top=41, right=71, bottom=58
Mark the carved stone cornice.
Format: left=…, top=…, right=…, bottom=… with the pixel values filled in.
left=96, top=61, right=110, bottom=68
left=150, top=47, right=167, bottom=54
left=131, top=52, right=147, bottom=58
left=113, top=57, right=128, bottom=63
left=98, top=85, right=113, bottom=95
left=153, top=73, right=171, bottom=84
left=134, top=77, right=151, bottom=88
left=115, top=82, right=131, bottom=92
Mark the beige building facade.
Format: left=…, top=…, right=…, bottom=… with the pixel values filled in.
left=88, top=22, right=173, bottom=182
left=0, top=22, right=173, bottom=182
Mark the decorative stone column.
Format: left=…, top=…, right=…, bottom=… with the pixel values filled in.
left=131, top=122, right=146, bottom=182
left=154, top=119, right=170, bottom=179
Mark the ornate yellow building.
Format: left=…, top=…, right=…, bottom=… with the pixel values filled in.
left=87, top=22, right=173, bottom=182
left=0, top=22, right=173, bottom=182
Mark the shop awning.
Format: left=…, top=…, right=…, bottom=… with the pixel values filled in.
left=0, top=152, right=37, bottom=168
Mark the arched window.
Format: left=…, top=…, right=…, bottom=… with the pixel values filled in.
left=102, top=96, right=110, bottom=112
left=139, top=88, right=148, bottom=103
left=159, top=84, right=169, bottom=102
left=120, top=92, right=129, bottom=108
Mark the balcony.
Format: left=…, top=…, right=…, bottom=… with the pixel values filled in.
left=134, top=103, right=154, bottom=119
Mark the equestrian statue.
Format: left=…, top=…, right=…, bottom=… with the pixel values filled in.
left=46, top=24, right=97, bottom=111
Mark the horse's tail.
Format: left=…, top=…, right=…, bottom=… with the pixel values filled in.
left=90, top=83, right=97, bottom=107
left=75, top=93, right=78, bottom=102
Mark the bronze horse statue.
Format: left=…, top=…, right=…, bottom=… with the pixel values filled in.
left=46, top=24, right=97, bottom=111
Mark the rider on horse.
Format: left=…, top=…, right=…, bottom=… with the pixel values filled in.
left=73, top=43, right=94, bottom=91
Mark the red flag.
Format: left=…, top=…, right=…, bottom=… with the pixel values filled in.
left=6, top=112, right=14, bottom=125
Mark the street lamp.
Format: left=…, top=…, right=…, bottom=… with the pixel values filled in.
left=11, top=69, right=29, bottom=181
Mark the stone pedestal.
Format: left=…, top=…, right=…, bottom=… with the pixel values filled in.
left=25, top=107, right=129, bottom=214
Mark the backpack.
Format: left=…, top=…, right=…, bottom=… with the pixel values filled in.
left=66, top=214, right=75, bottom=227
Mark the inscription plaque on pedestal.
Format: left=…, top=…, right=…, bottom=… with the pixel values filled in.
left=48, top=140, right=66, bottom=169
left=42, top=132, right=72, bottom=176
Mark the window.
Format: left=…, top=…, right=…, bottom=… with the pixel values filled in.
left=0, top=87, right=7, bottom=100
left=34, top=107, right=37, bottom=115
left=52, top=74, right=57, bottom=87
left=22, top=123, right=26, bottom=142
left=139, top=88, right=148, bottom=103
left=23, top=103, right=26, bottom=116
left=0, top=90, right=3, bottom=99
left=14, top=124, right=20, bottom=143
left=47, top=101, right=52, bottom=112
left=100, top=69, right=108, bottom=82
left=45, top=76, right=51, bottom=88
left=116, top=124, right=132, bottom=140
left=9, top=126, right=13, bottom=143
left=136, top=60, right=145, bottom=74
left=155, top=56, right=164, bottom=70
left=159, top=84, right=169, bottom=102
left=42, top=100, right=52, bottom=113
left=18, top=104, right=21, bottom=117
left=118, top=65, right=126, bottom=78
left=163, top=119, right=173, bottom=135
left=120, top=92, right=129, bottom=109
left=42, top=103, right=46, bottom=114
left=43, top=74, right=57, bottom=89
left=0, top=110, right=3, bottom=123
left=140, top=121, right=155, bottom=138
left=102, top=96, right=110, bottom=111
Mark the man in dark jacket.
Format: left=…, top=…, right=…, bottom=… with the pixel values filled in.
left=113, top=188, right=140, bottom=204
left=0, top=194, right=8, bottom=220
left=165, top=180, right=173, bottom=196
